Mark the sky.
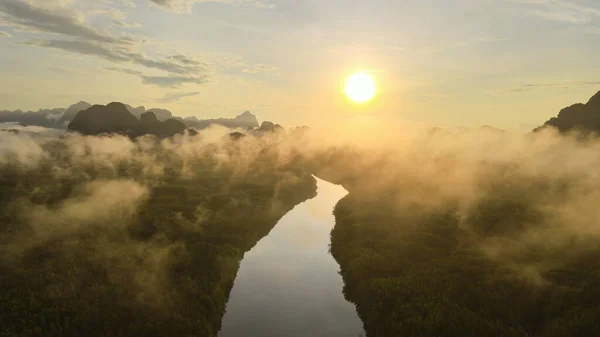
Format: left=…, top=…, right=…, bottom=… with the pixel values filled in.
left=0, top=0, right=599, bottom=129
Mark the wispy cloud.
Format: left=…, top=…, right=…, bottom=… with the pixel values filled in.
left=0, top=30, right=11, bottom=38
left=106, top=67, right=208, bottom=88
left=391, top=36, right=508, bottom=55
left=26, top=39, right=131, bottom=62
left=511, top=0, right=600, bottom=24
left=90, top=9, right=141, bottom=28
left=3, top=1, right=209, bottom=85
left=25, top=39, right=206, bottom=75
left=0, top=0, right=132, bottom=45
left=24, top=35, right=207, bottom=76
left=242, top=63, right=277, bottom=74
left=48, top=66, right=71, bottom=74
left=142, top=75, right=208, bottom=87
left=492, top=80, right=600, bottom=94
left=157, top=91, right=200, bottom=103
left=149, top=0, right=275, bottom=14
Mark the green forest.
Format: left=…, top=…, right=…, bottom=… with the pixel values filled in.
left=3, top=127, right=600, bottom=337
left=320, top=145, right=600, bottom=337
left=0, top=134, right=316, bottom=337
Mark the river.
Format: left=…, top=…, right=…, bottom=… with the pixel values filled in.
left=218, top=177, right=365, bottom=337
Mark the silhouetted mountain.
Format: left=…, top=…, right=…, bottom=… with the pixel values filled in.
left=535, top=91, right=600, bottom=133
left=188, top=128, right=199, bottom=136
left=184, top=111, right=259, bottom=130
left=68, top=102, right=141, bottom=136
left=258, top=121, right=284, bottom=132
left=479, top=125, right=505, bottom=134
left=1, top=102, right=264, bottom=134
left=68, top=103, right=186, bottom=138
left=147, top=108, right=173, bottom=121
left=290, top=126, right=311, bottom=138
left=125, top=104, right=146, bottom=119
left=229, top=131, right=246, bottom=140
left=140, top=111, right=186, bottom=138
left=0, top=107, right=65, bottom=128
left=59, top=101, right=92, bottom=125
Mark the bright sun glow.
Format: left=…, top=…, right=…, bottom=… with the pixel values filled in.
left=345, top=72, right=376, bottom=103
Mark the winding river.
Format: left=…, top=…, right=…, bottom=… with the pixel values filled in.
left=218, top=177, right=365, bottom=337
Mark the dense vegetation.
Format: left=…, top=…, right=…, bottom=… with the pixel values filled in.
left=0, top=133, right=316, bottom=337
left=322, top=143, right=600, bottom=337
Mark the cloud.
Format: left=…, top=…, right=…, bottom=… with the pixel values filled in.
left=106, top=67, right=208, bottom=88
left=0, top=0, right=131, bottom=45
left=149, top=0, right=275, bottom=14
left=493, top=80, right=600, bottom=94
left=0, top=30, right=10, bottom=38
left=142, top=75, right=208, bottom=88
left=28, top=180, right=149, bottom=239
left=491, top=87, right=532, bottom=95
left=25, top=39, right=208, bottom=76
left=105, top=66, right=143, bottom=76
left=97, top=9, right=141, bottom=28
left=3, top=1, right=209, bottom=85
left=157, top=92, right=201, bottom=103
left=168, top=54, right=205, bottom=66
left=100, top=0, right=137, bottom=9
left=511, top=0, right=600, bottom=24
left=575, top=80, right=600, bottom=86
left=26, top=39, right=131, bottom=62
left=391, top=36, right=508, bottom=55
left=242, top=63, right=277, bottom=74
left=48, top=66, right=70, bottom=74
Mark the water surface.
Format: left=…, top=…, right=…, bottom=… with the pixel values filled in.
left=219, top=178, right=365, bottom=337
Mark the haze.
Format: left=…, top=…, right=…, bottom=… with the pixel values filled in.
left=2, top=0, right=600, bottom=128
left=2, top=1, right=600, bottom=337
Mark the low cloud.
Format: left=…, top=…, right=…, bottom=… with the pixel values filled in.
left=27, top=180, right=149, bottom=240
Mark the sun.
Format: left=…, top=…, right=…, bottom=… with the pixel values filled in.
left=345, top=71, right=376, bottom=103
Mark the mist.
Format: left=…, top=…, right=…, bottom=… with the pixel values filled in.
left=2, top=118, right=600, bottom=336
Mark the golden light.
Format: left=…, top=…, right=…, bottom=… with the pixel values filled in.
left=344, top=71, right=376, bottom=103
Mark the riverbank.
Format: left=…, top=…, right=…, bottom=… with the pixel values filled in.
left=327, top=164, right=600, bottom=337
left=0, top=135, right=317, bottom=337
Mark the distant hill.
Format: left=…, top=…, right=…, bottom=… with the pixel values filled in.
left=479, top=125, right=505, bottom=134
left=147, top=108, right=173, bottom=121
left=0, top=107, right=66, bottom=128
left=139, top=111, right=186, bottom=138
left=0, top=101, right=91, bottom=128
left=68, top=102, right=186, bottom=138
left=59, top=101, right=92, bottom=125
left=125, top=104, right=146, bottom=119
left=535, top=91, right=600, bottom=133
left=0, top=101, right=261, bottom=132
left=257, top=121, right=284, bottom=133
left=183, top=111, right=259, bottom=130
